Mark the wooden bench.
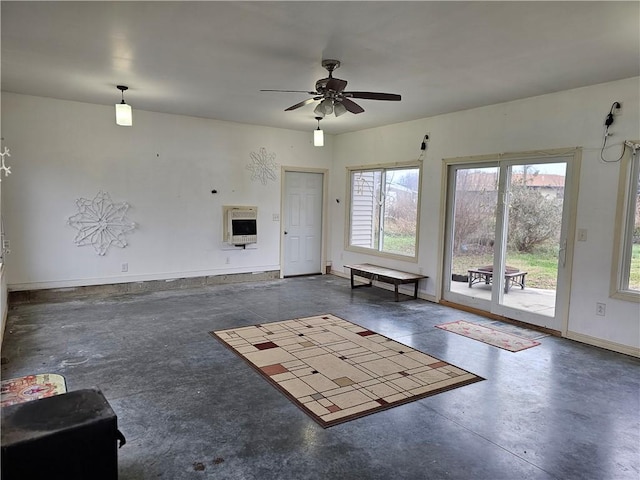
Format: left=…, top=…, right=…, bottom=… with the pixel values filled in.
left=344, top=263, right=427, bottom=301
left=468, top=265, right=527, bottom=293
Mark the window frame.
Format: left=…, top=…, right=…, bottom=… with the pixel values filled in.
left=610, top=144, right=640, bottom=302
left=345, top=161, right=422, bottom=262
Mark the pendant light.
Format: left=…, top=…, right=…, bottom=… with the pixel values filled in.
left=313, top=117, right=324, bottom=147
left=115, top=85, right=132, bottom=126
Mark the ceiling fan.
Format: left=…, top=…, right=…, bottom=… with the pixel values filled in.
left=261, top=59, right=401, bottom=117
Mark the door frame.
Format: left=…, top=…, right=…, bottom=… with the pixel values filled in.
left=280, top=167, right=329, bottom=278
left=437, top=147, right=581, bottom=334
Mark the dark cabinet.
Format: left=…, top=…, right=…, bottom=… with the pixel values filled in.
left=1, top=387, right=125, bottom=480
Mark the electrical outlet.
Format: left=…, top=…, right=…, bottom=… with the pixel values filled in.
left=121, top=263, right=128, bottom=272
left=273, top=213, right=280, bottom=222
left=596, top=302, right=606, bottom=316
left=2, top=240, right=9, bottom=249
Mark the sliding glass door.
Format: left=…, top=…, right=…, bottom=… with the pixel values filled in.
left=446, top=165, right=499, bottom=302
left=442, top=151, right=579, bottom=331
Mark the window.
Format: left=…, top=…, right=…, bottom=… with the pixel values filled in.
left=611, top=148, right=640, bottom=301
left=348, top=164, right=421, bottom=259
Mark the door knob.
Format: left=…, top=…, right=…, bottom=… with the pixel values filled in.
left=284, top=231, right=288, bottom=235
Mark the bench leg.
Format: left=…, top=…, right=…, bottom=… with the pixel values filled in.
left=414, top=281, right=419, bottom=299
left=351, top=271, right=374, bottom=289
left=394, top=284, right=399, bottom=302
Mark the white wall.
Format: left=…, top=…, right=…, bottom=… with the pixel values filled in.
left=3, top=78, right=639, bottom=355
left=1, top=93, right=333, bottom=289
left=1, top=115, right=5, bottom=343
left=331, top=77, right=640, bottom=353
left=0, top=263, right=6, bottom=346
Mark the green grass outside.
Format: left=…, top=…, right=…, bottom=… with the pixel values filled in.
left=383, top=232, right=558, bottom=288
left=630, top=244, right=640, bottom=291
left=382, top=234, right=415, bottom=256
left=384, top=234, right=640, bottom=291
left=452, top=251, right=559, bottom=289
left=454, top=245, right=640, bottom=290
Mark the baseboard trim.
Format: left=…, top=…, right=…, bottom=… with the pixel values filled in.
left=8, top=264, right=282, bottom=292
left=565, top=331, right=640, bottom=358
left=9, top=270, right=280, bottom=305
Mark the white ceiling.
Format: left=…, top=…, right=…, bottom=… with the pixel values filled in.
left=1, top=1, right=638, bottom=134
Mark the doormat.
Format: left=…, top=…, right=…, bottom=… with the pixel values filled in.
left=435, top=320, right=541, bottom=352
left=476, top=319, right=549, bottom=341
left=1, top=373, right=67, bottom=407
left=210, top=314, right=483, bottom=428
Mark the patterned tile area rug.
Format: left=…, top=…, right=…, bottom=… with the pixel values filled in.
left=435, top=320, right=541, bottom=352
left=1, top=373, right=67, bottom=407
left=211, top=314, right=483, bottom=428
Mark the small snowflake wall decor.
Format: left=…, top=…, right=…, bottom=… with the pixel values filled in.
left=0, top=146, right=12, bottom=181
left=246, top=147, right=278, bottom=185
left=68, top=191, right=136, bottom=256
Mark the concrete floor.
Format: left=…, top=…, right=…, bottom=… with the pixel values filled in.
left=2, top=275, right=639, bottom=480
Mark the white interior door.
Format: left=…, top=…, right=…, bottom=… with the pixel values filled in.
left=283, top=171, right=323, bottom=277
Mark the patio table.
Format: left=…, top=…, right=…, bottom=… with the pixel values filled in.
left=467, top=265, right=527, bottom=293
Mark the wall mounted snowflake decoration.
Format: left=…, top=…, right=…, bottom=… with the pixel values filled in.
left=0, top=146, right=12, bottom=181
left=68, top=191, right=136, bottom=256
left=246, top=147, right=278, bottom=185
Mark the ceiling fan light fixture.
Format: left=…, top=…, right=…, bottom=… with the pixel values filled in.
left=314, top=99, right=333, bottom=116
left=262, top=59, right=401, bottom=117
left=314, top=117, right=324, bottom=147
left=334, top=102, right=347, bottom=117
left=115, top=85, right=132, bottom=126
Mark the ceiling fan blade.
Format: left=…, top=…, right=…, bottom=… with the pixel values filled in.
left=326, top=78, right=348, bottom=93
left=284, top=97, right=320, bottom=111
left=344, top=91, right=401, bottom=101
left=261, top=89, right=318, bottom=95
left=340, top=98, right=364, bottom=114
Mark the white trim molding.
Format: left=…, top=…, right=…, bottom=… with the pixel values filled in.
left=566, top=330, right=640, bottom=358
